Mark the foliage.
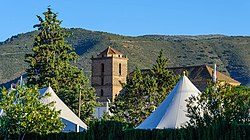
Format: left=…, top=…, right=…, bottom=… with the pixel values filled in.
left=109, top=68, right=158, bottom=125
left=25, top=7, right=98, bottom=123
left=1, top=121, right=250, bottom=140
left=25, top=7, right=78, bottom=90
left=86, top=120, right=132, bottom=140
left=0, top=85, right=64, bottom=140
left=110, top=50, right=179, bottom=126
left=186, top=82, right=250, bottom=127
left=151, top=49, right=180, bottom=100
left=123, top=123, right=250, bottom=140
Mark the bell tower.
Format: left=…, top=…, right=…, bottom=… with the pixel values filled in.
left=91, top=47, right=128, bottom=102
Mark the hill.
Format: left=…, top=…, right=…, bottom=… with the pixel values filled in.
left=0, top=28, right=250, bottom=87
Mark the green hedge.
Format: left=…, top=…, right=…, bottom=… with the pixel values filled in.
left=124, top=124, right=250, bottom=140
left=85, top=121, right=132, bottom=140
left=2, top=121, right=250, bottom=140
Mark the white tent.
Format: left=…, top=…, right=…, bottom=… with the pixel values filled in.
left=39, top=86, right=87, bottom=132
left=137, top=75, right=201, bottom=129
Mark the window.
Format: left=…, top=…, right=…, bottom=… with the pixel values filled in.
left=101, top=89, right=104, bottom=96
left=101, top=77, right=104, bottom=85
left=101, top=63, right=104, bottom=73
left=119, top=63, right=122, bottom=75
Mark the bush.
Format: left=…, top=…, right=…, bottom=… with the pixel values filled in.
left=3, top=121, right=250, bottom=140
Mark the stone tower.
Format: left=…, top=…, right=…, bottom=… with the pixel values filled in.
left=91, top=47, right=128, bottom=102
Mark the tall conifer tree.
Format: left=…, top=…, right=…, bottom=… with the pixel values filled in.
left=25, top=7, right=97, bottom=123
left=151, top=49, right=179, bottom=102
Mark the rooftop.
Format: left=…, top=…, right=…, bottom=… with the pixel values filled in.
left=98, top=46, right=123, bottom=56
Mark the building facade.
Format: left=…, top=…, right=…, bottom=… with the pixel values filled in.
left=91, top=47, right=128, bottom=102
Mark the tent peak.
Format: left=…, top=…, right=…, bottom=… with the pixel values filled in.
left=137, top=75, right=200, bottom=129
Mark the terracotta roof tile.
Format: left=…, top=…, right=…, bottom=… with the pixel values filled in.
left=205, top=65, right=240, bottom=84
left=98, top=46, right=123, bottom=56
left=132, top=65, right=241, bottom=91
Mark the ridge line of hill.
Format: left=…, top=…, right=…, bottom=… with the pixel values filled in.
left=0, top=28, right=250, bottom=87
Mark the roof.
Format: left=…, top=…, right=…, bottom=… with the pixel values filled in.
left=137, top=75, right=201, bottom=129
left=39, top=86, right=87, bottom=131
left=168, top=65, right=241, bottom=85
left=131, top=65, right=241, bottom=91
left=98, top=46, right=123, bottom=56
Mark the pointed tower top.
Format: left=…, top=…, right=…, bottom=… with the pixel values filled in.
left=98, top=46, right=123, bottom=56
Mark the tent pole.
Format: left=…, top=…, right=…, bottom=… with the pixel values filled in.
left=76, top=85, right=82, bottom=132
left=78, top=85, right=81, bottom=118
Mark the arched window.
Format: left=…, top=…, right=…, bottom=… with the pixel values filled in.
left=101, top=63, right=104, bottom=73
left=101, top=89, right=104, bottom=96
left=119, top=63, right=122, bottom=75
left=101, top=77, right=104, bottom=85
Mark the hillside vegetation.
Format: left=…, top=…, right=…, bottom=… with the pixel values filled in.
left=0, top=28, right=250, bottom=86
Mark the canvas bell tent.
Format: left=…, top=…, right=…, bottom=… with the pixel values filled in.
left=39, top=86, right=87, bottom=132
left=137, top=75, right=201, bottom=129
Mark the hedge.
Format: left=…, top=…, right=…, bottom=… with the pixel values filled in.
left=1, top=121, right=250, bottom=140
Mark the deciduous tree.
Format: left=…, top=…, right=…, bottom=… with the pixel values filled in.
left=0, top=86, right=64, bottom=140
left=186, top=82, right=250, bottom=127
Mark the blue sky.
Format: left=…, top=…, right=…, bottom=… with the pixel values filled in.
left=0, top=0, right=250, bottom=42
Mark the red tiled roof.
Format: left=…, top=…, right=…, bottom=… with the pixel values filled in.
left=98, top=46, right=123, bottom=56
left=131, top=65, right=241, bottom=91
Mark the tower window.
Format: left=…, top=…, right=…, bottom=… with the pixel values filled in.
left=101, top=77, right=104, bottom=85
left=101, top=63, right=104, bottom=73
left=101, top=89, right=104, bottom=96
left=119, top=63, right=122, bottom=75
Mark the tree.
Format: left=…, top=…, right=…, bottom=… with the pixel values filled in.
left=151, top=49, right=179, bottom=102
left=110, top=50, right=179, bottom=126
left=0, top=86, right=64, bottom=140
left=110, top=68, right=158, bottom=125
left=25, top=7, right=98, bottom=123
left=186, top=82, right=250, bottom=127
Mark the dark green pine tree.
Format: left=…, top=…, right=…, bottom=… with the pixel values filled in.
left=151, top=49, right=180, bottom=103
left=25, top=7, right=98, bottom=123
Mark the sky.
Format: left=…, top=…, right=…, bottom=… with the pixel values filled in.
left=0, top=0, right=250, bottom=42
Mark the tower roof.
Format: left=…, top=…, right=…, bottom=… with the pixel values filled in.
left=98, top=46, right=123, bottom=56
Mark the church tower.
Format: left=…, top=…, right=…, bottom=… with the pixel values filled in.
left=91, top=47, right=128, bottom=102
